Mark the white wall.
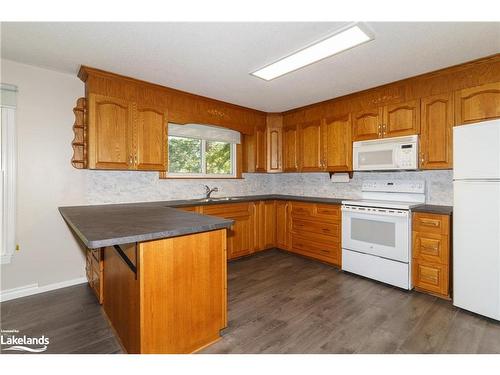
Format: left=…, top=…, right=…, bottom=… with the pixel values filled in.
left=0, top=58, right=454, bottom=298
left=0, top=59, right=87, bottom=293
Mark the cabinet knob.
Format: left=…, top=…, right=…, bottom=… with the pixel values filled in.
left=129, top=154, right=133, bottom=165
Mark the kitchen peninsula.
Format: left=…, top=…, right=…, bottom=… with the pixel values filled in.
left=59, top=202, right=233, bottom=354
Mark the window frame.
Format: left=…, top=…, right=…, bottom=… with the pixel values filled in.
left=166, top=135, right=237, bottom=179
left=1, top=86, right=17, bottom=265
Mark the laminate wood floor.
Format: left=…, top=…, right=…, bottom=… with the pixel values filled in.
left=2, top=249, right=500, bottom=354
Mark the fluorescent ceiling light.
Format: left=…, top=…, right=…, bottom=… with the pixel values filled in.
left=251, top=25, right=373, bottom=81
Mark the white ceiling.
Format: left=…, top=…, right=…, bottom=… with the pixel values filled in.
left=1, top=22, right=499, bottom=112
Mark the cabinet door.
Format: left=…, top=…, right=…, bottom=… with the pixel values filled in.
left=455, top=82, right=500, bottom=125
left=227, top=214, right=254, bottom=259
left=276, top=201, right=289, bottom=249
left=261, top=201, right=276, bottom=250
left=299, top=119, right=323, bottom=171
left=420, top=93, right=454, bottom=169
left=283, top=125, right=299, bottom=172
left=88, top=94, right=134, bottom=169
left=383, top=99, right=420, bottom=138
left=243, top=127, right=267, bottom=173
left=255, top=127, right=267, bottom=172
left=323, top=114, right=353, bottom=171
left=135, top=105, right=168, bottom=171
left=267, top=127, right=282, bottom=172
left=352, top=108, right=383, bottom=141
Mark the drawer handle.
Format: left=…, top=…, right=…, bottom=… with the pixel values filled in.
left=419, top=219, right=440, bottom=227
left=321, top=228, right=331, bottom=233
left=421, top=244, right=439, bottom=251
left=320, top=249, right=330, bottom=254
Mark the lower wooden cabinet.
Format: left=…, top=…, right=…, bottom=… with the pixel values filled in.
left=202, top=203, right=256, bottom=260
left=412, top=212, right=451, bottom=299
left=86, top=248, right=104, bottom=304
left=276, top=201, right=289, bottom=249
left=286, top=202, right=342, bottom=267
left=257, top=200, right=276, bottom=251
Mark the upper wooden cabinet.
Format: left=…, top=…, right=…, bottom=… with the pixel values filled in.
left=88, top=94, right=135, bottom=170
left=455, top=82, right=500, bottom=125
left=352, top=107, right=383, bottom=141
left=352, top=100, right=420, bottom=141
left=135, top=105, right=168, bottom=171
left=298, top=119, right=323, bottom=172
left=266, top=114, right=283, bottom=173
left=322, top=114, right=353, bottom=171
left=420, top=93, right=454, bottom=169
left=87, top=94, right=167, bottom=171
left=383, top=99, right=420, bottom=138
left=243, top=126, right=267, bottom=173
left=283, top=125, right=299, bottom=172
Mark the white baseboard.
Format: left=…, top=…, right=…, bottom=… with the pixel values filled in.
left=0, top=277, right=87, bottom=302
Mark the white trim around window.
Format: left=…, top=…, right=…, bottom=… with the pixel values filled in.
left=1, top=84, right=17, bottom=264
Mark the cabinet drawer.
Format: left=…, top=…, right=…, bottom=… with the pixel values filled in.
left=291, top=234, right=339, bottom=258
left=291, top=202, right=341, bottom=222
left=413, top=212, right=449, bottom=235
left=202, top=202, right=251, bottom=217
left=291, top=219, right=340, bottom=239
left=290, top=202, right=315, bottom=218
left=314, top=204, right=341, bottom=221
left=413, top=260, right=449, bottom=297
left=413, top=232, right=449, bottom=264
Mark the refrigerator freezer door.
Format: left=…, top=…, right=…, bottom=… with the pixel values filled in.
left=453, top=119, right=500, bottom=180
left=453, top=180, right=500, bottom=320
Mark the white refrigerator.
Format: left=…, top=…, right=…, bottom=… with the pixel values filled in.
left=453, top=119, right=500, bottom=320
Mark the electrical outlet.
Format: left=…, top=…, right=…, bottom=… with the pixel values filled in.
left=16, top=244, right=20, bottom=251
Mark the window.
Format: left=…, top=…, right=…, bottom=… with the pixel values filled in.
left=167, top=124, right=240, bottom=178
left=1, top=84, right=17, bottom=264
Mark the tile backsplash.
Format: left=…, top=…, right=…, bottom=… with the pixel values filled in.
left=85, top=170, right=453, bottom=206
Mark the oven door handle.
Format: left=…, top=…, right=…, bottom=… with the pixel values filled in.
left=341, top=205, right=409, bottom=217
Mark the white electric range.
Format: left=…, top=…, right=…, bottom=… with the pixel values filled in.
left=341, top=180, right=425, bottom=290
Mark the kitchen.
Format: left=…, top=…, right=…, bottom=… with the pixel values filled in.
left=1, top=11, right=500, bottom=373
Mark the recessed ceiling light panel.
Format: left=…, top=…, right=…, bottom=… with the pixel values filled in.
left=251, top=24, right=373, bottom=81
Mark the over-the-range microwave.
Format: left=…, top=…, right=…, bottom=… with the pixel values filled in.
left=353, top=135, right=418, bottom=171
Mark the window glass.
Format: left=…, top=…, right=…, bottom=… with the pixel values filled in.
left=206, top=141, right=232, bottom=175
left=168, top=136, right=202, bottom=173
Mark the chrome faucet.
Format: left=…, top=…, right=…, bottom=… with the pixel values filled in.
left=204, top=185, right=219, bottom=199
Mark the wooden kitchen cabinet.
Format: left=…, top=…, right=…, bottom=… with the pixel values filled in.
left=455, top=82, right=500, bottom=125
left=243, top=126, right=267, bottom=173
left=352, top=107, right=383, bottom=141
left=282, top=125, right=299, bottom=172
left=87, top=93, right=167, bottom=171
left=88, top=94, right=134, bottom=170
left=322, top=114, right=353, bottom=171
left=287, top=202, right=341, bottom=267
left=135, top=105, right=168, bottom=171
left=266, top=114, right=283, bottom=173
left=383, top=99, right=420, bottom=138
left=352, top=100, right=420, bottom=141
left=86, top=248, right=104, bottom=304
left=276, top=201, right=289, bottom=250
left=298, top=119, right=323, bottom=172
left=412, top=212, right=451, bottom=299
left=257, top=200, right=276, bottom=250
left=201, top=202, right=256, bottom=260
left=420, top=93, right=454, bottom=169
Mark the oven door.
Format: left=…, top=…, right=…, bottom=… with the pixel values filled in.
left=341, top=205, right=410, bottom=262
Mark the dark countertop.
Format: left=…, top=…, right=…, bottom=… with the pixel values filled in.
left=59, top=203, right=233, bottom=248
left=163, top=194, right=345, bottom=207
left=60, top=194, right=452, bottom=248
left=412, top=204, right=453, bottom=215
